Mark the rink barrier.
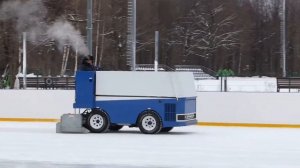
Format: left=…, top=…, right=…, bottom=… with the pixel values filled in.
left=1, top=118, right=300, bottom=129
left=198, top=122, right=300, bottom=128
left=2, top=90, right=300, bottom=128
left=0, top=118, right=59, bottom=122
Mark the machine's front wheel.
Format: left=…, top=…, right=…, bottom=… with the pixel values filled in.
left=138, top=111, right=162, bottom=134
left=86, top=109, right=110, bottom=133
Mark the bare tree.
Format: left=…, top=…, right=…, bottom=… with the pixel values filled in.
left=169, top=2, right=240, bottom=70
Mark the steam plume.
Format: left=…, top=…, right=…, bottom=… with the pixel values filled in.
left=47, top=20, right=88, bottom=55
left=0, top=0, right=47, bottom=42
left=0, top=0, right=88, bottom=56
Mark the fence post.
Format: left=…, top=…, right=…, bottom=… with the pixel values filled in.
left=289, top=78, right=291, bottom=92
left=224, top=77, right=228, bottom=92
left=220, top=76, right=223, bottom=92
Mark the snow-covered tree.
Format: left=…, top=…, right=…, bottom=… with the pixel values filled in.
left=169, top=1, right=240, bottom=69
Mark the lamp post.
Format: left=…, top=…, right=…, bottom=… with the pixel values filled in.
left=127, top=0, right=136, bottom=71
left=87, top=0, right=93, bottom=56
left=281, top=0, right=286, bottom=77
left=154, top=31, right=159, bottom=72
left=23, top=32, right=27, bottom=89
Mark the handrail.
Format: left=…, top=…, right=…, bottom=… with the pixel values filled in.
left=136, top=64, right=217, bottom=80
left=136, top=64, right=174, bottom=71
left=18, top=76, right=75, bottom=90
left=277, top=77, right=300, bottom=92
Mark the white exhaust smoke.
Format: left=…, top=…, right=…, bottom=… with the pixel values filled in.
left=47, top=19, right=89, bottom=56
left=0, top=0, right=88, bottom=56
left=0, top=0, right=47, bottom=42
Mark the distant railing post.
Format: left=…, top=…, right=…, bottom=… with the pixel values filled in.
left=36, top=76, right=38, bottom=89
left=220, top=76, right=223, bottom=92
left=224, top=77, right=228, bottom=92
left=289, top=78, right=291, bottom=92
left=66, top=77, right=69, bottom=89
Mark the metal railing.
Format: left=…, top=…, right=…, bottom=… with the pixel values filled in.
left=136, top=64, right=217, bottom=80
left=136, top=64, right=174, bottom=71
left=277, top=77, right=300, bottom=92
left=174, top=65, right=217, bottom=80
left=18, top=76, right=75, bottom=90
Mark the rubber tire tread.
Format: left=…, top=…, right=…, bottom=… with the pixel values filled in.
left=138, top=112, right=162, bottom=134
left=86, top=109, right=110, bottom=133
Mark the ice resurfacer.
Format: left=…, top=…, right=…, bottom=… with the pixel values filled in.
left=56, top=71, right=197, bottom=134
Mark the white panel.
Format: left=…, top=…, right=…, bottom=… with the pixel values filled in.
left=195, top=77, right=277, bottom=92
left=0, top=90, right=74, bottom=119
left=171, top=72, right=197, bottom=97
left=95, top=96, right=170, bottom=101
left=96, top=71, right=196, bottom=98
left=1, top=90, right=300, bottom=126
left=196, top=92, right=300, bottom=125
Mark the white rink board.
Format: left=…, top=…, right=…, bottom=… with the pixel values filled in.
left=1, top=90, right=300, bottom=125
left=197, top=92, right=300, bottom=124
left=0, top=90, right=74, bottom=119
left=195, top=77, right=277, bottom=92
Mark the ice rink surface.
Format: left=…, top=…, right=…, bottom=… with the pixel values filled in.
left=0, top=122, right=300, bottom=168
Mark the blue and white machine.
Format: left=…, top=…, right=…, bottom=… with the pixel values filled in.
left=64, top=71, right=197, bottom=134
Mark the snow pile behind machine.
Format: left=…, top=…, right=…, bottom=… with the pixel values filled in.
left=56, top=114, right=89, bottom=133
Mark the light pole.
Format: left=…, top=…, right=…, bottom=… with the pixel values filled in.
left=87, top=0, right=93, bottom=56
left=127, top=0, right=136, bottom=71
left=23, top=32, right=27, bottom=89
left=281, top=0, right=286, bottom=77
left=154, top=31, right=159, bottom=72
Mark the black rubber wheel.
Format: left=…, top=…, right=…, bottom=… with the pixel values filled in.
left=160, top=127, right=173, bottom=133
left=86, top=109, right=110, bottom=133
left=138, top=111, right=162, bottom=134
left=109, top=125, right=123, bottom=131
left=81, top=109, right=92, bottom=128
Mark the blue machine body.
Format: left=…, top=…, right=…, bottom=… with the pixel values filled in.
left=73, top=71, right=197, bottom=128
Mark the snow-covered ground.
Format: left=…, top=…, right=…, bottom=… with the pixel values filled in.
left=0, top=122, right=300, bottom=168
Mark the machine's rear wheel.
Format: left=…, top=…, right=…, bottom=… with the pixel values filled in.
left=86, top=109, right=110, bottom=133
left=138, top=111, right=162, bottom=134
left=160, top=127, right=173, bottom=133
